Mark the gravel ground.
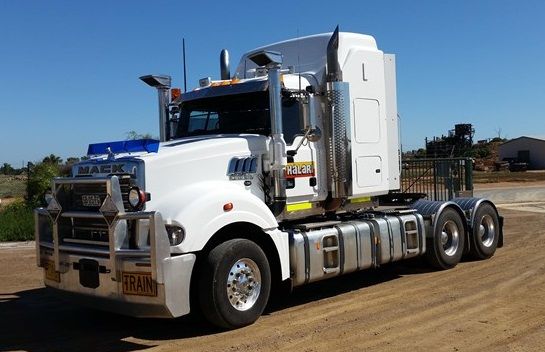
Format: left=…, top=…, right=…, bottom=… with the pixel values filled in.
left=1, top=204, right=545, bottom=351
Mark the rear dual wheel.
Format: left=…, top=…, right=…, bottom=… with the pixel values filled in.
left=426, top=208, right=465, bottom=270
left=469, top=203, right=499, bottom=260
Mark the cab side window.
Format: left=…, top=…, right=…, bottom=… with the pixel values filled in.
left=282, top=97, right=303, bottom=145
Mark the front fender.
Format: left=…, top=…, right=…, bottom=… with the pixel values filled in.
left=151, top=181, right=279, bottom=253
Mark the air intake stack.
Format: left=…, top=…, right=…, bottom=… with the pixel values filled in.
left=139, top=74, right=172, bottom=142
left=248, top=50, right=287, bottom=216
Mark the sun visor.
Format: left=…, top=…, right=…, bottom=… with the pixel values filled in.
left=181, top=79, right=269, bottom=102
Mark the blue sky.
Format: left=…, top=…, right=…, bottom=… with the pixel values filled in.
left=1, top=0, right=544, bottom=166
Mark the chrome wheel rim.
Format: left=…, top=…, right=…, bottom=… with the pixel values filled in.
left=479, top=214, right=496, bottom=248
left=226, top=258, right=261, bottom=311
left=441, top=220, right=460, bottom=256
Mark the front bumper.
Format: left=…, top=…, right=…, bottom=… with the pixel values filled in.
left=35, top=176, right=195, bottom=318
left=41, top=248, right=195, bottom=318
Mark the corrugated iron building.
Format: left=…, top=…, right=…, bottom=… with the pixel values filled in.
left=499, top=136, right=545, bottom=169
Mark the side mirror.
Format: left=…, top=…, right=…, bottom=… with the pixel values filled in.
left=301, top=94, right=321, bottom=143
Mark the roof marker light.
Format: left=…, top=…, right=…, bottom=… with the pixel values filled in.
left=87, top=139, right=160, bottom=156
left=171, top=88, right=181, bottom=101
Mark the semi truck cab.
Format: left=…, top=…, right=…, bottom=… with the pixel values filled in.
left=35, top=28, right=502, bottom=329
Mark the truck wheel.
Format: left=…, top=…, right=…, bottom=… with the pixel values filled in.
left=426, top=208, right=465, bottom=270
left=198, top=239, right=271, bottom=329
left=469, top=203, right=499, bottom=259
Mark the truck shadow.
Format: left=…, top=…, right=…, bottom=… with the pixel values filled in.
left=266, top=257, right=432, bottom=312
left=0, top=288, right=218, bottom=352
left=0, top=260, right=433, bottom=352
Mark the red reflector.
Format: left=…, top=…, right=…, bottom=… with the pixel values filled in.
left=223, top=203, right=233, bottom=212
left=171, top=88, right=181, bottom=101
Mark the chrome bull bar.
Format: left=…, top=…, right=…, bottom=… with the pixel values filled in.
left=35, top=175, right=171, bottom=284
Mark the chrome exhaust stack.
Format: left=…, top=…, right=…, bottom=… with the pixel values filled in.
left=248, top=51, right=286, bottom=216
left=325, top=27, right=352, bottom=200
left=140, top=75, right=172, bottom=142
left=220, top=49, right=230, bottom=80
left=326, top=26, right=343, bottom=82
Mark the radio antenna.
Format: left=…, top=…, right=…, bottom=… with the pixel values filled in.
left=297, top=28, right=301, bottom=92
left=182, top=38, right=187, bottom=92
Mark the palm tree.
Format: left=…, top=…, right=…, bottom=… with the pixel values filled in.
left=1, top=162, right=14, bottom=175
left=126, top=130, right=155, bottom=140
left=42, top=154, right=62, bottom=165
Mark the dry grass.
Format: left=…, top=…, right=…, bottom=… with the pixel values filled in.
left=473, top=170, right=545, bottom=184
left=0, top=175, right=27, bottom=199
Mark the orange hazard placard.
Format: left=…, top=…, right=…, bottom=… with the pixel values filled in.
left=285, top=162, right=315, bottom=178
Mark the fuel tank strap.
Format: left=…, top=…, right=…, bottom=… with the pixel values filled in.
left=384, top=219, right=394, bottom=263
left=393, top=215, right=407, bottom=260
left=301, top=231, right=310, bottom=285
left=367, top=220, right=381, bottom=268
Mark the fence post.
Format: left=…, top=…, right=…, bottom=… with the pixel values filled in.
left=26, top=161, right=31, bottom=203
left=433, top=160, right=438, bottom=201
left=465, top=158, right=473, bottom=191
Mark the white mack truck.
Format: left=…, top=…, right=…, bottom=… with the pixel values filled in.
left=35, top=28, right=503, bottom=329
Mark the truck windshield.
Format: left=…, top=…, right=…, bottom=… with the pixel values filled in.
left=173, top=90, right=303, bottom=142
left=174, top=91, right=270, bottom=138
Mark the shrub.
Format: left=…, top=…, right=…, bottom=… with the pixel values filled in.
left=27, top=162, right=60, bottom=206
left=0, top=201, right=34, bottom=241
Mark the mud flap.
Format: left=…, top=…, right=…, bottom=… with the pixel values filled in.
left=498, top=216, right=504, bottom=248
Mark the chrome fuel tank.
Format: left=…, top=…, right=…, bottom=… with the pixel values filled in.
left=289, top=211, right=425, bottom=287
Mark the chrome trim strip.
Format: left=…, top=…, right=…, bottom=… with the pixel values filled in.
left=53, top=177, right=111, bottom=184
left=63, top=238, right=109, bottom=247
left=61, top=212, right=105, bottom=219
left=58, top=244, right=109, bottom=256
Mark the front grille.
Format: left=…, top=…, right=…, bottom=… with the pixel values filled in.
left=57, top=176, right=134, bottom=212
left=72, top=183, right=108, bottom=211
left=119, top=178, right=132, bottom=211
left=54, top=175, right=138, bottom=246
left=59, top=217, right=110, bottom=246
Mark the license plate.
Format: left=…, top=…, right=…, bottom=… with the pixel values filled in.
left=81, top=194, right=102, bottom=207
left=122, top=272, right=157, bottom=296
left=44, top=260, right=60, bottom=282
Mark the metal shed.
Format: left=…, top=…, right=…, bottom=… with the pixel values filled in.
left=499, top=136, right=545, bottom=170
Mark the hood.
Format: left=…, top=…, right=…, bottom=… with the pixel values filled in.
left=74, top=134, right=268, bottom=190
left=138, top=134, right=268, bottom=210
left=140, top=134, right=268, bottom=163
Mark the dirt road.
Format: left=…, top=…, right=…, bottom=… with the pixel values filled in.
left=2, top=205, right=545, bottom=352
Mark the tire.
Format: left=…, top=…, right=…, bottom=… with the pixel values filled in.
left=426, top=208, right=466, bottom=270
left=198, top=239, right=271, bottom=329
left=469, top=203, right=499, bottom=260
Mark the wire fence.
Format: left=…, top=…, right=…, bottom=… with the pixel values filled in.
left=400, top=158, right=473, bottom=201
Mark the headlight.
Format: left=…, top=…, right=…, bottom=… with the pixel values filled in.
left=128, top=187, right=146, bottom=210
left=165, top=225, right=185, bottom=246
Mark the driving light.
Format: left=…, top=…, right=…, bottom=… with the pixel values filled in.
left=128, top=187, right=146, bottom=210
left=165, top=225, right=185, bottom=246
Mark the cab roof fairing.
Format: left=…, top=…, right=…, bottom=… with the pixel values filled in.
left=234, top=32, right=379, bottom=88
left=173, top=77, right=268, bottom=104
